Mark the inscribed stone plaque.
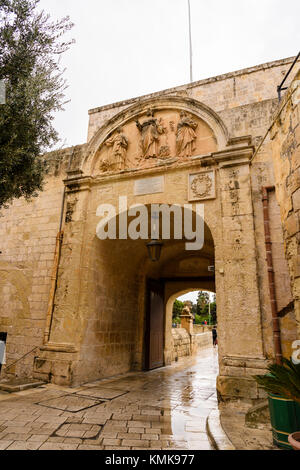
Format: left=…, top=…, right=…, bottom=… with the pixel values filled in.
left=134, top=176, right=164, bottom=196
left=188, top=170, right=216, bottom=201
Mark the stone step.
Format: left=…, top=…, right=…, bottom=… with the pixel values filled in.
left=0, top=379, right=46, bottom=393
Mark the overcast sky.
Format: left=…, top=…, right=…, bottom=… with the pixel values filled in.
left=38, top=0, right=300, bottom=149
left=178, top=291, right=214, bottom=304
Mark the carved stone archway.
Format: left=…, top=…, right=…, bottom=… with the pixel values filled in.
left=33, top=94, right=269, bottom=401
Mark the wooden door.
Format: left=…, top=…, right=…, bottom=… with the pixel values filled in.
left=146, top=280, right=164, bottom=370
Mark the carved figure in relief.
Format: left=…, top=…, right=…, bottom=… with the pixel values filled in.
left=136, top=109, right=164, bottom=159
left=176, top=111, right=198, bottom=157
left=101, top=127, right=128, bottom=172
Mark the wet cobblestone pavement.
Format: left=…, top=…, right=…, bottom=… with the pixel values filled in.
left=0, top=347, right=219, bottom=450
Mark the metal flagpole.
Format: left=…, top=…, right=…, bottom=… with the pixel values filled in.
left=188, top=0, right=193, bottom=83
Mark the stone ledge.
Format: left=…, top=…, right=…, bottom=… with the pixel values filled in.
left=222, top=356, right=270, bottom=369
left=206, top=409, right=235, bottom=450
left=0, top=379, right=46, bottom=393
left=40, top=343, right=78, bottom=353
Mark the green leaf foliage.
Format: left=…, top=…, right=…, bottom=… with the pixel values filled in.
left=172, top=299, right=184, bottom=319
left=253, top=358, right=300, bottom=403
left=0, top=0, right=74, bottom=208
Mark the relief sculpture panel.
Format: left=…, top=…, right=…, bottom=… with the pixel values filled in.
left=95, top=108, right=217, bottom=175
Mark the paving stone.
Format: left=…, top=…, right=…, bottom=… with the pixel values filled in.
left=133, top=414, right=159, bottom=422
left=112, top=413, right=132, bottom=420
left=128, top=420, right=151, bottom=428
left=27, top=434, right=48, bottom=443
left=117, top=432, right=141, bottom=439
left=122, top=439, right=150, bottom=448
left=83, top=430, right=99, bottom=439
left=82, top=417, right=108, bottom=425
left=46, top=437, right=65, bottom=443
left=4, top=433, right=32, bottom=441
left=105, top=446, right=131, bottom=450
left=128, top=427, right=144, bottom=433
left=105, top=419, right=127, bottom=426
left=65, top=430, right=85, bottom=438
left=82, top=437, right=103, bottom=446
left=156, top=440, right=170, bottom=447
left=0, top=441, right=13, bottom=450
left=35, top=416, right=67, bottom=424
left=142, top=433, right=158, bottom=440
left=6, top=441, right=42, bottom=450
left=78, top=444, right=104, bottom=450
left=63, top=438, right=83, bottom=444
left=100, top=431, right=118, bottom=438
left=102, top=438, right=121, bottom=446
left=65, top=416, right=84, bottom=424
left=141, top=409, right=161, bottom=416
left=76, top=388, right=127, bottom=400
left=103, top=424, right=127, bottom=432
left=0, top=426, right=30, bottom=434
left=29, top=423, right=44, bottom=430
left=146, top=427, right=161, bottom=434
left=39, top=442, right=79, bottom=450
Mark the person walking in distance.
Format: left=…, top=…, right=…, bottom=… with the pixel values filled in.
left=212, top=326, right=218, bottom=347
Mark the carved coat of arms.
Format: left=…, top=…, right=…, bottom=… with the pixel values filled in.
left=189, top=171, right=215, bottom=201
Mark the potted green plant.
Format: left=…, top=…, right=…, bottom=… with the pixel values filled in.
left=254, top=358, right=300, bottom=449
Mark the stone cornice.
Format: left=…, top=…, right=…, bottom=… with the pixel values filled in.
left=63, top=143, right=254, bottom=190
left=213, top=146, right=254, bottom=167
left=63, top=175, right=93, bottom=192
left=40, top=343, right=78, bottom=353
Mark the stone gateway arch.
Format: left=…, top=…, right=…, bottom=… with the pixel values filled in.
left=0, top=57, right=299, bottom=401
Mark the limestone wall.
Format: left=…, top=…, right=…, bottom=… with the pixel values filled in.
left=171, top=329, right=211, bottom=361
left=0, top=176, right=63, bottom=378
left=269, top=71, right=300, bottom=338
left=0, top=146, right=86, bottom=378
left=250, top=70, right=300, bottom=360
left=193, top=332, right=212, bottom=350
left=172, top=328, right=191, bottom=360
left=251, top=159, right=296, bottom=358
